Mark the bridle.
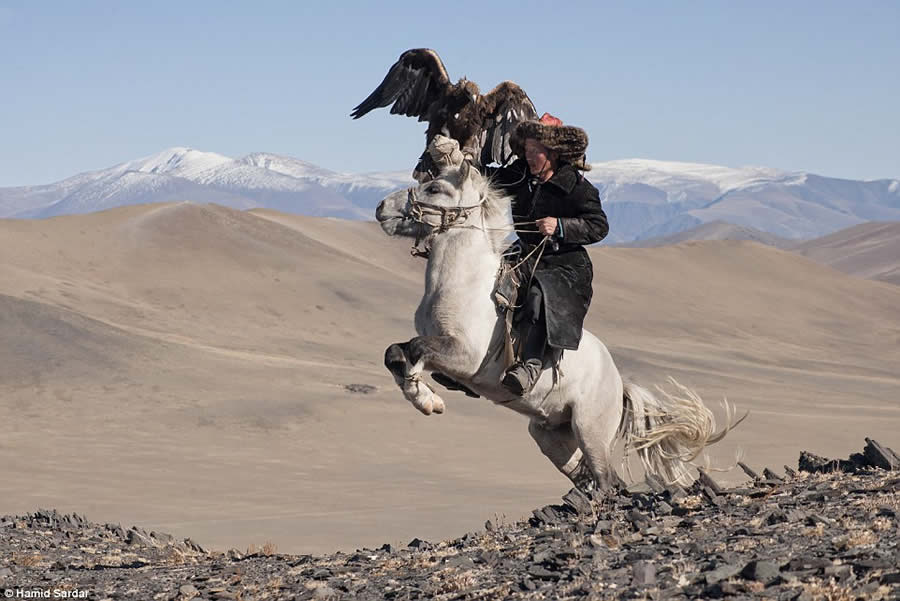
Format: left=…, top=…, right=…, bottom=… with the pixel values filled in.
left=406, top=186, right=488, bottom=259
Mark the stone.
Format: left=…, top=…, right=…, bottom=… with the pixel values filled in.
left=763, top=468, right=784, bottom=481
left=126, top=528, right=152, bottom=546
left=179, top=584, right=199, bottom=598
left=864, top=438, right=900, bottom=470
left=651, top=501, right=671, bottom=517
left=738, top=462, right=760, bottom=480
left=632, top=560, right=657, bottom=586
left=705, top=563, right=743, bottom=584
left=880, top=572, right=900, bottom=585
left=312, top=585, right=338, bottom=599
left=742, top=559, right=780, bottom=583
left=527, top=565, right=560, bottom=580
left=344, top=383, right=377, bottom=394
left=562, top=487, right=594, bottom=517
left=697, top=469, right=723, bottom=495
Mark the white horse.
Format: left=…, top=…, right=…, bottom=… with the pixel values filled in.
left=374, top=148, right=736, bottom=490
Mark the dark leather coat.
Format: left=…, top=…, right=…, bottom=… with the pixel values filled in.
left=487, top=159, right=609, bottom=350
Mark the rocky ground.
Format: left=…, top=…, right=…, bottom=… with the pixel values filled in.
left=2, top=439, right=898, bottom=601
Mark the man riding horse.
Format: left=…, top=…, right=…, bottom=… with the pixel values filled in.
left=432, top=113, right=609, bottom=396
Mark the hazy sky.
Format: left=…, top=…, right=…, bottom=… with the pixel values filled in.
left=1, top=1, right=898, bottom=186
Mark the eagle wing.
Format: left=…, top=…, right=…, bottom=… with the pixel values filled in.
left=478, top=81, right=538, bottom=166
left=350, top=49, right=452, bottom=121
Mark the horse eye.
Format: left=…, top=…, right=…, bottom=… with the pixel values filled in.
left=427, top=185, right=441, bottom=194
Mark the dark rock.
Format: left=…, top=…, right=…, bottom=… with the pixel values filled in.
left=443, top=555, right=475, bottom=569
left=562, top=487, right=594, bottom=517
left=787, top=557, right=831, bottom=571
left=697, top=469, right=723, bottom=495
left=407, top=537, right=432, bottom=550
left=763, top=468, right=784, bottom=481
left=527, top=565, right=560, bottom=580
left=126, top=528, right=153, bottom=546
left=880, top=572, right=900, bottom=585
left=344, top=383, right=377, bottom=394
left=632, top=560, right=657, bottom=586
left=805, top=514, right=832, bottom=527
left=705, top=563, right=743, bottom=584
left=626, top=509, right=651, bottom=529
left=823, top=564, right=853, bottom=581
left=783, top=465, right=798, bottom=478
left=764, top=510, right=789, bottom=525
left=594, top=520, right=614, bottom=533
left=742, top=559, right=780, bottom=583
left=798, top=451, right=841, bottom=473
left=738, top=462, right=760, bottom=480
left=864, top=438, right=900, bottom=470
left=656, top=501, right=673, bottom=516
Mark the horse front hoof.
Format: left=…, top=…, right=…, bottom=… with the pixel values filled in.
left=431, top=394, right=445, bottom=414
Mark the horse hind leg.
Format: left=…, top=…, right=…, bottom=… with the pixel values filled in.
left=527, top=421, right=595, bottom=492
left=384, top=342, right=445, bottom=416
left=569, top=399, right=624, bottom=493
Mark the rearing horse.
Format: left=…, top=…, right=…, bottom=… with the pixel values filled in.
left=375, top=149, right=736, bottom=490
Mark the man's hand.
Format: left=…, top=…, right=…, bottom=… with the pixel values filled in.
left=535, top=217, right=558, bottom=236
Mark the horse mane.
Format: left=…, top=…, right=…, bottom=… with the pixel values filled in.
left=468, top=167, right=515, bottom=254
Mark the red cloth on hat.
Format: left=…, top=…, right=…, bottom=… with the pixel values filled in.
left=539, top=113, right=563, bottom=127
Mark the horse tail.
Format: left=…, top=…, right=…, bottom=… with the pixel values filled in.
left=618, top=377, right=742, bottom=486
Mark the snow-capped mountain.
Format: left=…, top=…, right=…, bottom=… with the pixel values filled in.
left=1, top=148, right=414, bottom=220
left=1, top=149, right=897, bottom=243
left=239, top=152, right=413, bottom=209
left=585, top=159, right=900, bottom=242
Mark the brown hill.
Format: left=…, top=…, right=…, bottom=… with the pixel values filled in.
left=1, top=204, right=898, bottom=555
left=788, top=221, right=900, bottom=285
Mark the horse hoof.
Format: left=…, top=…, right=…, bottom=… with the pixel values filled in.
left=431, top=395, right=445, bottom=414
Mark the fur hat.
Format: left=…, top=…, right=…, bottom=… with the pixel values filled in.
left=510, top=113, right=591, bottom=171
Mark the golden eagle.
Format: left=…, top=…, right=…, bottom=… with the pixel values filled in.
left=351, top=48, right=538, bottom=181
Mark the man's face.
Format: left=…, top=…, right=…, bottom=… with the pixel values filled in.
left=524, top=138, right=553, bottom=175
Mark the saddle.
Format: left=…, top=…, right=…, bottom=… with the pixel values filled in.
left=430, top=245, right=560, bottom=398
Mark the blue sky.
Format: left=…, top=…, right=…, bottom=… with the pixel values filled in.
left=1, top=1, right=898, bottom=186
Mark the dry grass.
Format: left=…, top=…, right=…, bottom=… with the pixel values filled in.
left=429, top=568, right=478, bottom=594
left=245, top=541, right=278, bottom=556
left=797, top=581, right=866, bottom=601
left=11, top=552, right=42, bottom=567
left=803, top=523, right=826, bottom=537
left=845, top=529, right=878, bottom=547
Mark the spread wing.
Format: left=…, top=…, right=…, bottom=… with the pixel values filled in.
left=350, top=49, right=452, bottom=122
left=479, top=81, right=538, bottom=166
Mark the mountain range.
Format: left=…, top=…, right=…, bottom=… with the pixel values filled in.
left=1, top=147, right=898, bottom=243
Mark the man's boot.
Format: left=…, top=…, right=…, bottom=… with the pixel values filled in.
left=502, top=298, right=549, bottom=396
left=501, top=357, right=543, bottom=396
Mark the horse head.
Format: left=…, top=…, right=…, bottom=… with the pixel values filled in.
left=375, top=142, right=484, bottom=239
